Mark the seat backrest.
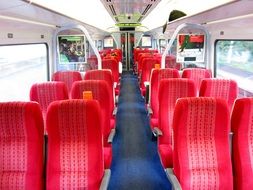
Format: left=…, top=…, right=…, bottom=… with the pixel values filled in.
left=182, top=68, right=212, bottom=91
left=102, top=58, right=119, bottom=84
left=199, top=78, right=238, bottom=113
left=158, top=79, right=197, bottom=146
left=149, top=68, right=180, bottom=118
left=173, top=97, right=233, bottom=189
left=84, top=69, right=114, bottom=107
left=137, top=53, right=154, bottom=74
left=231, top=97, right=253, bottom=190
left=0, top=102, right=44, bottom=190
left=52, top=71, right=82, bottom=94
left=71, top=80, right=112, bottom=146
left=87, top=56, right=98, bottom=69
left=165, top=55, right=176, bottom=68
left=140, top=57, right=159, bottom=89
left=30, top=82, right=69, bottom=128
left=46, top=99, right=104, bottom=189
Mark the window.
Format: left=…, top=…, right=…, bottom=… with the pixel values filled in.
left=215, top=40, right=253, bottom=97
left=103, top=37, right=114, bottom=48
left=141, top=36, right=152, bottom=48
left=0, top=44, right=48, bottom=101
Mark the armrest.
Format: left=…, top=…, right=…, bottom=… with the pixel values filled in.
left=114, top=82, right=117, bottom=89
left=108, top=128, right=116, bottom=143
left=153, top=127, right=163, bottom=136
left=147, top=105, right=153, bottom=115
left=113, top=107, right=118, bottom=116
left=144, top=81, right=150, bottom=87
left=165, top=168, right=182, bottom=190
left=99, top=169, right=111, bottom=190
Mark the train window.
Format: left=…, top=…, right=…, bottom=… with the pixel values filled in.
left=103, top=37, right=114, bottom=48
left=215, top=40, right=253, bottom=97
left=141, top=36, right=152, bottom=48
left=0, top=43, right=48, bottom=101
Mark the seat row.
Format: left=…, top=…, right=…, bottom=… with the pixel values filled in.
left=166, top=96, right=253, bottom=190
left=0, top=99, right=110, bottom=189
left=148, top=67, right=237, bottom=131
left=53, top=69, right=120, bottom=97
left=147, top=68, right=238, bottom=169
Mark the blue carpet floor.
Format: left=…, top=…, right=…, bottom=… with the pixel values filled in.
left=108, top=72, right=171, bottom=190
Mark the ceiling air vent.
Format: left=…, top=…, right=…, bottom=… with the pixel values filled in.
left=137, top=16, right=143, bottom=22
left=142, top=4, right=152, bottom=16
left=109, top=4, right=116, bottom=16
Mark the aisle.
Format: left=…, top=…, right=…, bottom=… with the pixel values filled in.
left=108, top=72, right=171, bottom=190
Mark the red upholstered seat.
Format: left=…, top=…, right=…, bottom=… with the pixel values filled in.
left=30, top=82, right=69, bottom=133
left=52, top=71, right=82, bottom=95
left=102, top=58, right=120, bottom=95
left=149, top=68, right=180, bottom=130
left=84, top=69, right=115, bottom=107
left=46, top=99, right=105, bottom=189
left=158, top=79, right=197, bottom=168
left=182, top=68, right=212, bottom=93
left=0, top=102, right=44, bottom=190
left=84, top=70, right=116, bottom=127
left=199, top=78, right=238, bottom=113
left=232, top=98, right=253, bottom=190
left=173, top=97, right=233, bottom=189
left=140, top=57, right=160, bottom=96
left=71, top=80, right=114, bottom=168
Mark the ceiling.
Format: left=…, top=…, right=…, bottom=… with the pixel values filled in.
left=0, top=0, right=243, bottom=35
left=100, top=0, right=161, bottom=24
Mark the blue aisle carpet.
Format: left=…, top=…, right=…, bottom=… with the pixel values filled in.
left=108, top=72, right=171, bottom=190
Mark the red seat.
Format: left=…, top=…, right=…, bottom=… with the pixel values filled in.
left=148, top=69, right=180, bottom=130
left=140, top=57, right=160, bottom=96
left=182, top=68, right=212, bottom=92
left=157, top=79, right=197, bottom=168
left=71, top=80, right=115, bottom=168
left=172, top=97, right=233, bottom=189
left=199, top=78, right=238, bottom=113
left=0, top=102, right=44, bottom=190
left=102, top=58, right=120, bottom=95
left=46, top=99, right=110, bottom=189
left=87, top=56, right=98, bottom=69
left=231, top=98, right=253, bottom=190
left=30, top=81, right=69, bottom=133
left=84, top=69, right=115, bottom=108
left=52, top=71, right=82, bottom=95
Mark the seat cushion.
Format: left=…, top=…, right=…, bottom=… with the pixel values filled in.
left=110, top=118, right=115, bottom=129
left=150, top=118, right=158, bottom=130
left=158, top=144, right=173, bottom=168
left=104, top=146, right=112, bottom=169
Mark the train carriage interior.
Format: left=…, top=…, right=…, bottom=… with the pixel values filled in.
left=1, top=0, right=253, bottom=189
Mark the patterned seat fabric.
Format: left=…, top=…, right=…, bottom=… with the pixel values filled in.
left=140, top=57, right=160, bottom=96
left=231, top=98, right=253, bottom=190
left=0, top=102, right=44, bottom=190
left=173, top=97, right=233, bottom=189
left=71, top=80, right=113, bottom=168
left=46, top=99, right=104, bottom=190
left=102, top=58, right=120, bottom=95
left=199, top=78, right=238, bottom=113
left=182, top=68, right=212, bottom=93
left=158, top=79, right=197, bottom=168
left=84, top=69, right=115, bottom=108
left=52, top=71, right=82, bottom=95
left=149, top=68, right=180, bottom=130
left=30, top=81, right=69, bottom=133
